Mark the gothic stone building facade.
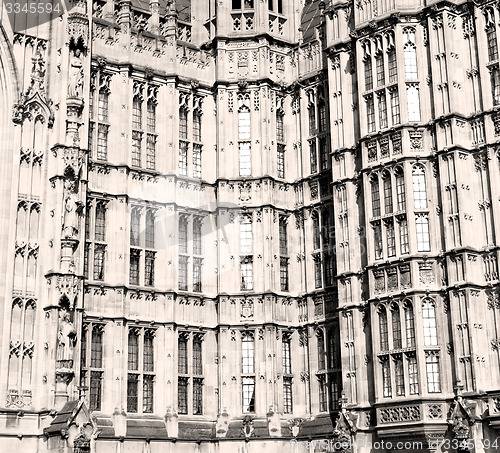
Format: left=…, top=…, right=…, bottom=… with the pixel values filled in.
left=1, top=0, right=500, bottom=452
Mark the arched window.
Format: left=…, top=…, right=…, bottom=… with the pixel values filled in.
left=392, top=305, right=402, bottom=349
left=371, top=176, right=381, bottom=217
left=422, top=299, right=438, bottom=346
left=379, top=306, right=389, bottom=350
left=383, top=173, right=393, bottom=214
left=317, top=331, right=326, bottom=370
left=395, top=167, right=405, bottom=211
left=412, top=166, right=427, bottom=209
left=405, top=301, right=415, bottom=347
left=403, top=28, right=417, bottom=79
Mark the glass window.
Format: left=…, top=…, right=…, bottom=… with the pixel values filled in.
left=308, top=105, right=316, bottom=134
left=280, top=258, right=289, bottom=291
left=317, top=332, right=325, bottom=370
left=395, top=356, right=405, bottom=396
left=314, top=259, right=322, bottom=288
left=179, top=108, right=188, bottom=139
left=132, top=131, right=142, bottom=167
left=386, top=221, right=396, bottom=257
left=179, top=217, right=188, bottom=254
left=279, top=217, right=288, bottom=256
left=179, top=141, right=188, bottom=176
left=487, top=26, right=498, bottom=61
left=146, top=134, right=156, bottom=170
left=407, top=85, right=421, bottom=122
left=240, top=260, right=253, bottom=290
left=276, top=111, right=284, bottom=142
left=144, top=251, right=155, bottom=286
left=371, top=177, right=381, bottom=217
left=132, top=98, right=142, bottom=130
left=98, top=91, right=109, bottom=122
left=193, top=340, right=202, bottom=375
left=242, top=377, right=255, bottom=413
left=238, top=107, right=251, bottom=139
left=193, top=220, right=202, bottom=255
left=422, top=300, right=438, bottom=346
left=405, top=303, right=415, bottom=347
left=408, top=354, right=419, bottom=394
left=147, top=101, right=156, bottom=133
left=277, top=144, right=285, bottom=178
left=144, top=332, right=154, bottom=372
left=312, top=215, right=321, bottom=249
left=390, top=89, right=400, bottom=125
left=240, top=221, right=253, bottom=254
left=318, top=101, right=327, bottom=132
left=367, top=95, right=375, bottom=132
left=127, top=374, right=138, bottom=412
left=178, top=337, right=188, bottom=374
left=399, top=219, right=409, bottom=255
left=310, top=140, right=317, bottom=173
left=178, top=378, right=188, bottom=414
left=379, top=307, right=389, bottom=350
left=145, top=210, right=155, bottom=249
left=193, top=111, right=202, bottom=142
left=491, top=66, right=500, bottom=106
left=378, top=92, right=388, bottom=129
left=404, top=44, right=417, bottom=79
left=382, top=358, right=392, bottom=397
left=193, top=144, right=202, bottom=178
left=90, top=371, right=102, bottom=411
left=374, top=222, right=383, bottom=259
left=412, top=166, right=427, bottom=209
left=388, top=50, right=397, bottom=82
left=318, top=375, right=327, bottom=412
left=129, top=249, right=140, bottom=285
left=95, top=204, right=106, bottom=241
left=283, top=377, right=293, bottom=414
left=242, top=334, right=254, bottom=373
left=193, top=258, right=202, bottom=293
left=282, top=338, right=291, bottom=374
left=193, top=378, right=203, bottom=415
left=97, top=124, right=108, bottom=161
left=426, top=353, right=441, bottom=393
left=90, top=326, right=103, bottom=368
left=396, top=170, right=405, bottom=211
left=416, top=215, right=430, bottom=252
left=365, top=58, right=373, bottom=90
left=239, top=142, right=251, bottom=176
left=178, top=256, right=188, bottom=291
left=383, top=175, right=393, bottom=214
left=143, top=375, right=154, bottom=413
left=93, top=245, right=105, bottom=280
left=376, top=54, right=385, bottom=87
left=392, top=307, right=402, bottom=349
left=128, top=331, right=139, bottom=371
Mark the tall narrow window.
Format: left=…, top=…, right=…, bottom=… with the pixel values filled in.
left=310, top=140, right=317, bottom=173
left=404, top=43, right=417, bottom=79
left=98, top=90, right=109, bottom=122
left=374, top=222, right=383, bottom=259
left=371, top=177, right=381, bottom=217
left=395, top=355, right=405, bottom=396
left=383, top=174, right=393, bottom=214
left=279, top=217, right=288, bottom=256
left=192, top=338, right=202, bottom=375
left=193, top=110, right=202, bottom=142
left=405, top=303, right=415, bottom=347
left=240, top=258, right=253, bottom=290
left=367, top=95, right=375, bottom=132
left=422, top=300, right=438, bottom=346
left=283, top=378, right=293, bottom=414
left=412, top=166, right=427, bottom=209
left=491, top=66, right=500, bottom=106
left=95, top=204, right=106, bottom=241
left=395, top=169, right=405, bottom=211
left=193, top=219, right=202, bottom=255
left=276, top=111, right=284, bottom=142
left=365, top=58, right=373, bottom=90
left=416, top=215, right=430, bottom=252
left=179, top=216, right=188, bottom=254
left=89, top=326, right=103, bottom=411
left=130, top=210, right=141, bottom=247
left=178, top=256, right=188, bottom=291
left=318, top=101, right=327, bottom=132
left=242, top=333, right=255, bottom=413
left=312, top=214, right=321, bottom=249
left=129, top=249, right=140, bottom=285
left=280, top=257, right=289, bottom=291
left=318, top=376, right=327, bottom=411
left=179, top=141, right=188, bottom=176
left=97, top=124, right=109, bottom=161
left=388, top=49, right=397, bottom=82
left=193, top=258, right=203, bottom=293
left=242, top=377, right=255, bottom=413
left=93, top=245, right=105, bottom=281
left=133, top=98, right=142, bottom=130
left=128, top=330, right=139, bottom=371
left=317, top=332, right=325, bottom=370
left=319, top=137, right=329, bottom=170
left=144, top=251, right=155, bottom=286
left=240, top=219, right=253, bottom=254
left=178, top=335, right=188, bottom=375
left=308, top=105, right=316, bottom=134
left=178, top=378, right=188, bottom=414
left=239, top=142, right=251, bottom=176
left=282, top=337, right=291, bottom=374
left=282, top=335, right=293, bottom=412
left=179, top=108, right=188, bottom=139
left=399, top=219, right=409, bottom=254
left=392, top=307, right=402, bottom=349
left=277, top=144, right=285, bottom=178
left=487, top=26, right=498, bottom=61
left=425, top=353, right=441, bottom=393
left=382, top=358, right=392, bottom=397
left=193, top=144, right=202, bottom=178
left=127, top=374, right=139, bottom=412
left=193, top=378, right=203, bottom=415
left=386, top=221, right=396, bottom=257
left=408, top=354, right=419, bottom=394
left=407, top=85, right=421, bottom=122
left=378, top=92, right=388, bottom=129
left=376, top=54, right=385, bottom=87
left=390, top=89, right=400, bottom=125
left=145, top=210, right=155, bottom=249
left=379, top=307, right=389, bottom=350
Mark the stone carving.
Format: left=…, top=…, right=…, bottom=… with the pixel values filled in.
left=379, top=405, right=421, bottom=423
left=428, top=404, right=443, bottom=419
left=68, top=49, right=84, bottom=98
left=62, top=180, right=83, bottom=238
left=289, top=418, right=303, bottom=437
left=241, top=415, right=254, bottom=438
left=57, top=307, right=77, bottom=364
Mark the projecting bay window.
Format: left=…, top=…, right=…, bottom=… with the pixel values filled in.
left=241, top=332, right=255, bottom=413
left=81, top=324, right=104, bottom=411
left=127, top=328, right=155, bottom=413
